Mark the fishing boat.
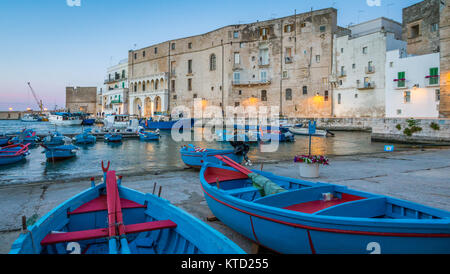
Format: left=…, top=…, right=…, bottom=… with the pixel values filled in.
left=141, top=117, right=195, bottom=131
left=10, top=129, right=40, bottom=146
left=139, top=130, right=160, bottom=141
left=288, top=126, right=328, bottom=137
left=0, top=144, right=30, bottom=166
left=104, top=133, right=123, bottom=143
left=42, top=132, right=67, bottom=147
left=48, top=112, right=82, bottom=126
left=249, top=128, right=295, bottom=143
left=73, top=129, right=96, bottom=145
left=199, top=155, right=450, bottom=254
left=180, top=144, right=243, bottom=169
left=10, top=162, right=245, bottom=254
left=21, top=114, right=41, bottom=122
left=215, top=130, right=257, bottom=143
left=104, top=115, right=140, bottom=129
left=0, top=134, right=11, bottom=147
left=41, top=144, right=78, bottom=161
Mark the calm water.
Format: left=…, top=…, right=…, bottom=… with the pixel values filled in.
left=0, top=120, right=411, bottom=185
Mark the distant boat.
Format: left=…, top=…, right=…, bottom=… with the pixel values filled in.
left=0, top=144, right=30, bottom=166
left=104, top=115, right=140, bottom=130
left=48, top=113, right=82, bottom=126
left=42, top=132, right=67, bottom=147
left=10, top=129, right=40, bottom=146
left=180, top=144, right=243, bottom=168
left=10, top=162, right=245, bottom=254
left=41, top=144, right=78, bottom=161
left=73, top=129, right=96, bottom=145
left=104, top=133, right=123, bottom=143
left=0, top=134, right=11, bottom=147
left=289, top=127, right=328, bottom=137
left=21, top=114, right=41, bottom=122
left=199, top=156, right=450, bottom=254
left=140, top=117, right=194, bottom=131
left=139, top=131, right=160, bottom=141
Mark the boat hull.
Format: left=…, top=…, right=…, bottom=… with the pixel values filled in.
left=199, top=164, right=450, bottom=254
left=141, top=118, right=194, bottom=130
left=180, top=147, right=243, bottom=168
left=44, top=146, right=78, bottom=161
left=289, top=127, right=327, bottom=137
left=10, top=176, right=245, bottom=254
left=0, top=155, right=26, bottom=166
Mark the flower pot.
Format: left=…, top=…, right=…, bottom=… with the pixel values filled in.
left=299, top=163, right=319, bottom=178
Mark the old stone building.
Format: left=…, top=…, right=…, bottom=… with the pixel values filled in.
left=402, top=0, right=441, bottom=56
left=440, top=0, right=450, bottom=117
left=65, top=86, right=97, bottom=114
left=128, top=8, right=338, bottom=118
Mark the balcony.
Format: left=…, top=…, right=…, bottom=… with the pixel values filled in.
left=232, top=78, right=271, bottom=87
left=105, top=76, right=127, bottom=84
left=425, top=75, right=440, bottom=87
left=338, top=70, right=347, bottom=77
left=365, top=66, right=375, bottom=74
left=357, top=81, right=375, bottom=89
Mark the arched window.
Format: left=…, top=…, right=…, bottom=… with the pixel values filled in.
left=210, top=54, right=216, bottom=71
left=142, top=82, right=146, bottom=91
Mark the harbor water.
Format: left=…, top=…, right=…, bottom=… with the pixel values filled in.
left=0, top=120, right=415, bottom=185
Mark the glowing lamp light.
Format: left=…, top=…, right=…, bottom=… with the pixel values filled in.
left=9, top=107, right=13, bottom=111
left=249, top=97, right=258, bottom=105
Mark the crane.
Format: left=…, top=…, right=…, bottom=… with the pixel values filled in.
left=27, top=82, right=44, bottom=112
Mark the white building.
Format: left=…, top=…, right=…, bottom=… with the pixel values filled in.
left=102, top=59, right=129, bottom=115
left=385, top=50, right=440, bottom=118
left=332, top=18, right=406, bottom=118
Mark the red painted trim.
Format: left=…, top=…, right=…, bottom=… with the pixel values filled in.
left=307, top=230, right=316, bottom=254
left=200, top=184, right=450, bottom=238
left=249, top=216, right=260, bottom=244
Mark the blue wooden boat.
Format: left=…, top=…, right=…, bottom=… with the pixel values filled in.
left=104, top=133, right=123, bottom=143
left=0, top=144, right=30, bottom=166
left=199, top=156, right=450, bottom=254
left=249, top=128, right=295, bottom=143
left=180, top=144, right=243, bottom=168
left=139, top=131, right=160, bottom=141
left=42, top=132, right=66, bottom=147
left=42, top=144, right=78, bottom=161
left=215, top=130, right=257, bottom=143
left=141, top=118, right=195, bottom=130
left=0, top=134, right=11, bottom=147
left=10, top=129, right=40, bottom=146
left=10, top=162, right=245, bottom=254
left=74, top=129, right=96, bottom=145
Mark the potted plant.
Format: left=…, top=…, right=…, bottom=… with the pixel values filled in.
left=294, top=155, right=329, bottom=178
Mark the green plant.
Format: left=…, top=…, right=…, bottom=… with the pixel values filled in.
left=396, top=124, right=402, bottom=130
left=403, top=119, right=422, bottom=137
left=403, top=128, right=412, bottom=137
left=430, top=122, right=440, bottom=131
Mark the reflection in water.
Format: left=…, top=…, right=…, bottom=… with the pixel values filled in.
left=0, top=120, right=413, bottom=185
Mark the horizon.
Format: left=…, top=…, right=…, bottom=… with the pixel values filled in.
left=0, top=0, right=423, bottom=111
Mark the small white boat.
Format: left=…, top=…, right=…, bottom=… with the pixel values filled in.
left=48, top=113, right=82, bottom=126
left=288, top=127, right=328, bottom=137
left=104, top=115, right=140, bottom=131
left=21, top=114, right=40, bottom=122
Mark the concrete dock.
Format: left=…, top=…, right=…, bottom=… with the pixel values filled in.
left=0, top=148, right=449, bottom=254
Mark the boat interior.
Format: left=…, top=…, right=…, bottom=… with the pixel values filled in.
left=203, top=166, right=449, bottom=220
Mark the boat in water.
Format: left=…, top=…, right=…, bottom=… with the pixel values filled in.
left=10, top=129, right=40, bottom=146
left=139, top=129, right=160, bottom=141
left=41, top=144, right=78, bottom=161
left=48, top=112, right=82, bottom=126
left=288, top=126, right=329, bottom=137
left=42, top=132, right=68, bottom=147
left=180, top=144, right=243, bottom=169
left=140, top=116, right=194, bottom=131
left=10, top=162, right=245, bottom=254
left=103, top=115, right=140, bottom=130
left=0, top=134, right=11, bottom=147
left=104, top=133, right=123, bottom=143
left=199, top=155, right=450, bottom=254
left=73, top=129, right=96, bottom=145
left=0, top=144, right=30, bottom=166
left=21, top=114, right=41, bottom=122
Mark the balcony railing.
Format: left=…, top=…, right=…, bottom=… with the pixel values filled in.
left=105, top=76, right=127, bottom=84
left=425, top=75, right=440, bottom=86
left=357, top=81, right=375, bottom=89
left=232, top=79, right=271, bottom=86
left=338, top=70, right=347, bottom=77
left=365, top=66, right=375, bottom=74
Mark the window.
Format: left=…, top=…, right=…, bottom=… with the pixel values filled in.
left=260, top=70, right=267, bottom=83
left=171, top=61, right=176, bottom=74
left=431, top=23, right=439, bottom=32
left=143, top=51, right=146, bottom=57
left=436, top=89, right=440, bottom=101
left=260, top=28, right=269, bottom=39
left=355, top=93, right=358, bottom=99
left=389, top=62, right=394, bottom=68
left=338, top=93, right=341, bottom=104
left=188, top=78, right=192, bottom=91
left=398, top=72, right=406, bottom=88
left=340, top=66, right=345, bottom=76
left=210, top=54, right=216, bottom=71
left=285, top=48, right=293, bottom=63
left=368, top=61, right=374, bottom=73
left=429, top=67, right=439, bottom=85
left=122, top=70, right=125, bottom=79
left=261, top=90, right=267, bottom=101
left=193, top=94, right=197, bottom=99
left=302, top=86, right=308, bottom=95
left=235, top=102, right=240, bottom=107
left=410, top=24, right=420, bottom=38
left=154, top=47, right=158, bottom=54
left=234, top=52, right=240, bottom=65
left=340, top=48, right=344, bottom=53
left=284, top=24, right=293, bottom=33
left=233, top=72, right=240, bottom=84
left=142, top=82, right=146, bottom=91
left=285, top=89, right=292, bottom=101
left=134, top=84, right=137, bottom=92
left=171, top=43, right=176, bottom=50
left=352, top=64, right=356, bottom=69
left=282, top=71, right=288, bottom=79
left=397, top=109, right=402, bottom=115
left=173, top=95, right=177, bottom=100
left=363, top=47, right=368, bottom=54
left=259, top=48, right=269, bottom=65
left=316, top=55, right=320, bottom=63
left=188, top=42, right=192, bottom=49
left=171, top=80, right=175, bottom=92
left=238, top=90, right=242, bottom=95
left=240, top=42, right=245, bottom=48
left=324, top=90, right=329, bottom=101
left=319, top=25, right=326, bottom=32
left=134, top=53, right=137, bottom=60
left=188, top=60, right=193, bottom=74
left=233, top=31, right=239, bottom=39
left=404, top=91, right=411, bottom=103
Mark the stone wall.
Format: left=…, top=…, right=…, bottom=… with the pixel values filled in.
left=0, top=111, right=23, bottom=120
left=440, top=0, right=450, bottom=117
left=65, top=86, right=97, bottom=114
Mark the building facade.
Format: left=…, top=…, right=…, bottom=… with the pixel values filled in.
left=332, top=18, right=406, bottom=118
left=102, top=59, right=129, bottom=115
left=440, top=0, right=450, bottom=117
left=66, top=86, right=97, bottom=114
left=128, top=8, right=338, bottom=118
left=385, top=49, right=440, bottom=118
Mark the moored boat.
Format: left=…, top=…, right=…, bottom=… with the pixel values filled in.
left=73, top=129, right=96, bottom=145
left=0, top=134, right=11, bottom=147
left=41, top=144, right=78, bottom=161
left=199, top=156, right=450, bottom=254
left=0, top=144, right=30, bottom=166
left=48, top=113, right=82, bottom=126
left=10, top=162, right=245, bottom=254
left=139, top=130, right=160, bottom=141
left=288, top=127, right=328, bottom=137
left=10, top=129, right=40, bottom=146
left=21, top=114, right=41, bottom=122
left=180, top=144, right=243, bottom=169
left=141, top=117, right=194, bottom=131
left=42, top=132, right=67, bottom=147
left=104, top=133, right=123, bottom=143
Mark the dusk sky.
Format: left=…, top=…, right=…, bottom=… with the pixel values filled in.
left=0, top=0, right=423, bottom=111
